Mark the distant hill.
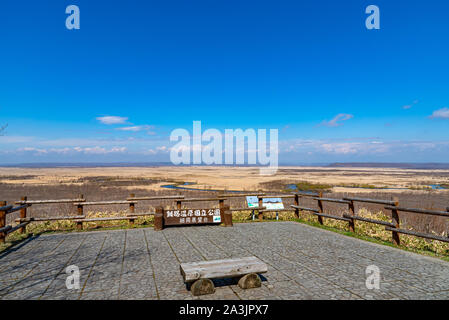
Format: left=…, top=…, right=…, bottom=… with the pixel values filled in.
left=328, top=163, right=449, bottom=169
left=2, top=162, right=449, bottom=169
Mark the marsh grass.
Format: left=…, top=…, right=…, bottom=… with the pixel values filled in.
left=295, top=181, right=332, bottom=192
left=338, top=183, right=378, bottom=189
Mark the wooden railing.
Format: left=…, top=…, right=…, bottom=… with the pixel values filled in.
left=288, top=193, right=449, bottom=245
left=0, top=201, right=32, bottom=242
left=1, top=192, right=448, bottom=247
left=0, top=195, right=86, bottom=243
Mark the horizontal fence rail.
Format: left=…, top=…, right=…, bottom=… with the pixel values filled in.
left=258, top=195, right=296, bottom=199
left=7, top=204, right=32, bottom=214
left=1, top=191, right=448, bottom=249
left=342, top=214, right=395, bottom=227
left=314, top=212, right=351, bottom=222
left=229, top=206, right=266, bottom=211
left=384, top=206, right=449, bottom=218
left=342, top=197, right=396, bottom=206
left=295, top=191, right=320, bottom=197
left=16, top=198, right=85, bottom=204
left=259, top=208, right=296, bottom=213
left=72, top=200, right=134, bottom=206
left=218, top=193, right=266, bottom=198
left=127, top=195, right=185, bottom=201
left=290, top=205, right=320, bottom=213
left=177, top=197, right=226, bottom=202
left=16, top=216, right=85, bottom=222
left=385, top=227, right=449, bottom=243
left=0, top=205, right=13, bottom=212
left=312, top=197, right=351, bottom=204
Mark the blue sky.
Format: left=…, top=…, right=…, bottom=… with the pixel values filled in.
left=0, top=0, right=448, bottom=164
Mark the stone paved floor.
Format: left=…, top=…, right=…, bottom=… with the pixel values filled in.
left=1, top=221, right=449, bottom=300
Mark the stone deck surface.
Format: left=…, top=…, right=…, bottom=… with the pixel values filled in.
left=1, top=221, right=448, bottom=300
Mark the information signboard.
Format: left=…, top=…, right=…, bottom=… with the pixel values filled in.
left=246, top=196, right=259, bottom=208
left=262, top=198, right=284, bottom=210
left=164, top=208, right=221, bottom=226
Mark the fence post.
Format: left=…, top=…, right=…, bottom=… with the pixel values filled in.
left=20, top=196, right=27, bottom=233
left=258, top=196, right=263, bottom=221
left=76, top=194, right=84, bottom=230
left=294, top=194, right=299, bottom=218
left=348, top=200, right=355, bottom=233
left=0, top=201, right=6, bottom=243
left=154, top=206, right=164, bottom=231
left=317, top=192, right=324, bottom=225
left=129, top=193, right=135, bottom=226
left=223, top=205, right=233, bottom=227
left=219, top=198, right=225, bottom=225
left=391, top=196, right=400, bottom=246
left=447, top=208, right=449, bottom=239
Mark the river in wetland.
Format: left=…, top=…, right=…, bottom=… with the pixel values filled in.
left=160, top=182, right=447, bottom=193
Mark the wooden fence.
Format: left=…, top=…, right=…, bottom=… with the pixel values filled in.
left=1, top=192, right=448, bottom=247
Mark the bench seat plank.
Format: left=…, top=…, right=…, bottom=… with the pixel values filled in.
left=180, top=256, right=267, bottom=282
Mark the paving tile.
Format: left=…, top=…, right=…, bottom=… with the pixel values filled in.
left=1, top=222, right=448, bottom=300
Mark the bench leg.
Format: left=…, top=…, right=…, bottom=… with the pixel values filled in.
left=190, top=279, right=215, bottom=296
left=238, top=273, right=261, bottom=289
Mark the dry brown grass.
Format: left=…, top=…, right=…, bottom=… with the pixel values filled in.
left=2, top=165, right=449, bottom=193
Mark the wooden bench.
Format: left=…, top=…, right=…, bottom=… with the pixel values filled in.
left=180, top=256, right=268, bottom=296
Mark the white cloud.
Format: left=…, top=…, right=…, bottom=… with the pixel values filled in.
left=281, top=138, right=449, bottom=157
left=110, top=147, right=127, bottom=153
left=40, top=137, right=130, bottom=147
left=170, top=144, right=201, bottom=153
left=17, top=146, right=127, bottom=155
left=429, top=107, right=449, bottom=120
left=402, top=100, right=419, bottom=110
left=49, top=147, right=72, bottom=154
left=320, top=143, right=360, bottom=154
left=116, top=125, right=154, bottom=132
left=76, top=146, right=127, bottom=154
left=320, top=113, right=354, bottom=127
left=147, top=146, right=169, bottom=155
left=18, top=147, right=48, bottom=154
left=96, top=116, right=128, bottom=125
